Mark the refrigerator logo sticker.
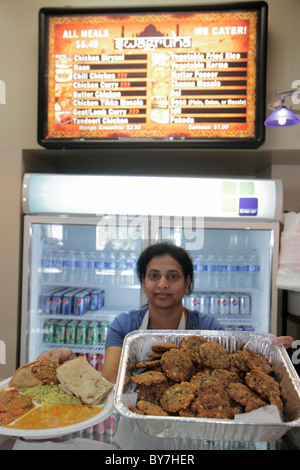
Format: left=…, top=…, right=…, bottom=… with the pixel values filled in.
left=238, top=197, right=258, bottom=216
left=0, top=340, right=6, bottom=364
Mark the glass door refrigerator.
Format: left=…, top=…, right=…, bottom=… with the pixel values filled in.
left=20, top=174, right=283, bottom=366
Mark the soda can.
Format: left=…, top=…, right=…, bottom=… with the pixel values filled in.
left=52, top=288, right=70, bottom=315
left=240, top=294, right=251, bottom=314
left=62, top=291, right=73, bottom=315
left=74, top=293, right=85, bottom=316
left=87, top=321, right=100, bottom=345
left=209, top=294, right=219, bottom=314
left=54, top=320, right=69, bottom=344
left=199, top=293, right=210, bottom=314
left=105, top=415, right=115, bottom=436
left=230, top=294, right=240, bottom=314
left=88, top=353, right=98, bottom=369
left=90, top=290, right=99, bottom=311
left=82, top=290, right=91, bottom=313
left=97, top=354, right=105, bottom=373
left=76, top=320, right=89, bottom=345
left=43, top=320, right=55, bottom=343
left=65, top=320, right=77, bottom=344
left=40, top=289, right=56, bottom=315
left=189, top=296, right=199, bottom=311
left=99, top=322, right=109, bottom=343
left=219, top=294, right=230, bottom=314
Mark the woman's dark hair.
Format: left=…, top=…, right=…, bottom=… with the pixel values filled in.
left=136, top=242, right=194, bottom=294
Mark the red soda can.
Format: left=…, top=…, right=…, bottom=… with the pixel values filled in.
left=105, top=415, right=115, bottom=435
left=88, top=353, right=98, bottom=369
left=97, top=354, right=104, bottom=373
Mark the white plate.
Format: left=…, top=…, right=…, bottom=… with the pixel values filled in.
left=0, top=378, right=115, bottom=439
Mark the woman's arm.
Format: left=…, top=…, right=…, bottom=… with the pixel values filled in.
left=101, top=346, right=122, bottom=384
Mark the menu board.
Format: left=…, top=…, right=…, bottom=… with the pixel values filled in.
left=38, top=4, right=267, bottom=148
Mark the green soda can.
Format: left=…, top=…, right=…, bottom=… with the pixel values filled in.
left=99, top=322, right=109, bottom=344
left=87, top=321, right=99, bottom=345
left=76, top=320, right=89, bottom=345
left=65, top=320, right=77, bottom=345
left=54, top=320, right=69, bottom=344
left=43, top=320, right=55, bottom=343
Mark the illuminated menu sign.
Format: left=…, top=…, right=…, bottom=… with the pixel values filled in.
left=39, top=4, right=267, bottom=148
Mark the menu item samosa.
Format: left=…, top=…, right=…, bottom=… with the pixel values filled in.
left=9, top=359, right=59, bottom=387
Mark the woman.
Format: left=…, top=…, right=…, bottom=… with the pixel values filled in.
left=40, top=242, right=294, bottom=383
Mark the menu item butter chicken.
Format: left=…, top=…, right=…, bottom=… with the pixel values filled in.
left=0, top=357, right=114, bottom=429
left=129, top=335, right=285, bottom=421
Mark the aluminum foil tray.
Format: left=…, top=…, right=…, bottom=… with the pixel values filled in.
left=114, top=330, right=300, bottom=442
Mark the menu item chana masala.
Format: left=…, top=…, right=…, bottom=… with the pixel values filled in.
left=130, top=335, right=284, bottom=421
left=0, top=357, right=114, bottom=430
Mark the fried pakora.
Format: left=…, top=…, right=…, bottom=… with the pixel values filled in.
left=160, top=382, right=196, bottom=413
left=199, top=342, right=231, bottom=370
left=160, top=348, right=195, bottom=382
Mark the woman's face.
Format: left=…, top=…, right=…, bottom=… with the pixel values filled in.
left=142, top=255, right=190, bottom=310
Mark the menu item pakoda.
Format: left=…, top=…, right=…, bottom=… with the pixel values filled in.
left=160, top=348, right=195, bottom=382
left=245, top=369, right=280, bottom=401
left=129, top=337, right=285, bottom=421
left=160, top=382, right=196, bottom=413
left=199, top=342, right=231, bottom=370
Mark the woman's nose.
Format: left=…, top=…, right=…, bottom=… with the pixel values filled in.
left=157, top=276, right=168, bottom=288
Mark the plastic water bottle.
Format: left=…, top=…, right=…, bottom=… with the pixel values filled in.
left=217, top=255, right=227, bottom=289
left=54, top=250, right=64, bottom=283
left=94, top=251, right=105, bottom=285
left=248, top=253, right=260, bottom=288
left=227, top=255, right=238, bottom=289
left=195, top=255, right=209, bottom=289
left=207, top=255, right=218, bottom=289
left=74, top=251, right=86, bottom=284
left=105, top=252, right=117, bottom=285
left=237, top=255, right=248, bottom=288
left=123, top=253, right=136, bottom=285
left=63, top=250, right=76, bottom=284
left=41, top=248, right=52, bottom=283
left=85, top=251, right=96, bottom=285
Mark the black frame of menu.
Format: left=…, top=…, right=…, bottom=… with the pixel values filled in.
left=38, top=2, right=268, bottom=149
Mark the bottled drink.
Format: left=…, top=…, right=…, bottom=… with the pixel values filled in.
left=227, top=255, right=239, bottom=289
left=85, top=251, right=96, bottom=285
left=237, top=255, right=248, bottom=288
left=248, top=253, right=260, bottom=288
left=123, top=253, right=136, bottom=285
left=207, top=255, right=218, bottom=289
left=217, top=255, right=227, bottom=289
left=104, top=252, right=117, bottom=285
left=63, top=250, right=76, bottom=284
left=194, top=255, right=208, bottom=289
left=94, top=251, right=105, bottom=285
left=74, top=251, right=86, bottom=284
left=117, top=252, right=126, bottom=285
left=41, top=249, right=52, bottom=283
left=54, top=250, right=64, bottom=283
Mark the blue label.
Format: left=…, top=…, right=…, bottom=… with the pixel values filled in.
left=239, top=198, right=258, bottom=216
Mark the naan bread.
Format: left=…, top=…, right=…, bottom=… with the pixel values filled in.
left=56, top=357, right=114, bottom=405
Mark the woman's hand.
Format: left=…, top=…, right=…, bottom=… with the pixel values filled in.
left=38, top=347, right=76, bottom=364
left=271, top=336, right=294, bottom=349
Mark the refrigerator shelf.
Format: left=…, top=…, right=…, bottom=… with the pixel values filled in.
left=40, top=310, right=120, bottom=323
left=41, top=342, right=105, bottom=354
